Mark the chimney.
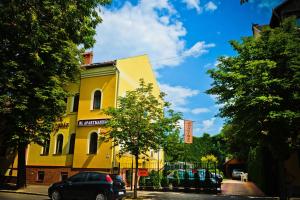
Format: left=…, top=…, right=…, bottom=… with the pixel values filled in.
left=83, top=51, right=93, bottom=65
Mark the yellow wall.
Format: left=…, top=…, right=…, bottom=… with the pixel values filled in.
left=117, top=55, right=160, bottom=97
left=4, top=55, right=163, bottom=173
left=72, top=71, right=117, bottom=169
left=26, top=83, right=80, bottom=167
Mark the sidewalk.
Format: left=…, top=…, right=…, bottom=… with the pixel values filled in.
left=221, top=179, right=265, bottom=196
left=0, top=184, right=48, bottom=196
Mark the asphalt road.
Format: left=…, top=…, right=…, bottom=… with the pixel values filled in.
left=0, top=192, right=278, bottom=200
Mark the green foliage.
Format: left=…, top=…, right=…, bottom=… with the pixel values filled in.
left=207, top=17, right=300, bottom=160
left=172, top=170, right=180, bottom=187
left=103, top=80, right=181, bottom=197
left=149, top=170, right=161, bottom=189
left=194, top=172, right=201, bottom=189
left=0, top=0, right=110, bottom=146
left=165, top=133, right=228, bottom=169
left=139, top=176, right=146, bottom=187
left=103, top=79, right=182, bottom=157
left=0, top=0, right=110, bottom=187
left=160, top=174, right=169, bottom=188
left=183, top=171, right=190, bottom=188
left=248, top=145, right=266, bottom=192
left=164, top=131, right=185, bottom=162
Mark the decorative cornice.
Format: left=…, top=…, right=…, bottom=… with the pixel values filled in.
left=81, top=66, right=116, bottom=78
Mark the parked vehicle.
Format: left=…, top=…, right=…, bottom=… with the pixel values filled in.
left=232, top=169, right=244, bottom=179
left=167, top=169, right=221, bottom=192
left=211, top=173, right=223, bottom=184
left=48, top=172, right=126, bottom=200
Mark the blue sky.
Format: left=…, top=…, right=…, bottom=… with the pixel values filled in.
left=92, top=0, right=283, bottom=137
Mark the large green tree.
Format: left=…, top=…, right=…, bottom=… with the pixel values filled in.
left=0, top=0, right=110, bottom=187
left=103, top=79, right=181, bottom=199
left=207, top=18, right=300, bottom=197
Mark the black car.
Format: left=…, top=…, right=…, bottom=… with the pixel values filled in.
left=48, top=172, right=126, bottom=200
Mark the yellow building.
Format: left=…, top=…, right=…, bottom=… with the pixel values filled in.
left=0, top=53, right=164, bottom=185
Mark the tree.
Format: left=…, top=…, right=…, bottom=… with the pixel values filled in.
left=207, top=18, right=300, bottom=197
left=103, top=79, right=181, bottom=198
left=163, top=131, right=185, bottom=162
left=0, top=0, right=110, bottom=188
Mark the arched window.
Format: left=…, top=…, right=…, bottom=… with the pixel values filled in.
left=68, top=134, right=76, bottom=154
left=42, top=139, right=50, bottom=155
left=89, top=132, right=98, bottom=154
left=93, top=90, right=101, bottom=110
left=56, top=134, right=63, bottom=154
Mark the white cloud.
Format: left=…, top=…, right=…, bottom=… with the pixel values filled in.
left=160, top=83, right=199, bottom=112
left=182, top=0, right=202, bottom=14
left=183, top=42, right=215, bottom=58
left=201, top=117, right=216, bottom=132
left=191, top=107, right=210, bottom=114
left=204, top=1, right=218, bottom=11
left=214, top=60, right=220, bottom=67
left=249, top=0, right=283, bottom=10
left=94, top=0, right=215, bottom=69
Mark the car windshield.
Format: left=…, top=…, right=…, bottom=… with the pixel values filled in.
left=233, top=169, right=243, bottom=173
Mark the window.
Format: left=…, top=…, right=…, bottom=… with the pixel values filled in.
left=41, top=139, right=50, bottom=155
left=150, top=149, right=154, bottom=158
left=72, top=94, right=79, bottom=112
left=87, top=173, right=103, bottom=181
left=93, top=90, right=101, bottom=110
left=0, top=144, right=7, bottom=157
left=68, top=134, right=76, bottom=154
left=55, top=134, right=63, bottom=154
left=61, top=172, right=68, bottom=181
left=37, top=171, right=45, bottom=182
left=89, top=132, right=98, bottom=154
left=69, top=173, right=87, bottom=182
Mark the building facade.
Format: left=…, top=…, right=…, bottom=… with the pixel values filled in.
left=0, top=53, right=164, bottom=185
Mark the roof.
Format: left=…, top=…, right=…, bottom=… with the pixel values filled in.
left=82, top=60, right=116, bottom=70
left=270, top=0, right=300, bottom=28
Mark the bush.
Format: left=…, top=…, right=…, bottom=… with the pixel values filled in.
left=161, top=175, right=169, bottom=188
left=139, top=176, right=146, bottom=190
left=172, top=170, right=180, bottom=187
left=149, top=170, right=161, bottom=190
left=183, top=171, right=190, bottom=189
left=194, top=172, right=200, bottom=189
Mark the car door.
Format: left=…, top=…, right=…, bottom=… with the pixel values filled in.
left=63, top=172, right=88, bottom=200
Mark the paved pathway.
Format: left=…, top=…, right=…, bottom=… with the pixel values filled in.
left=221, top=179, right=265, bottom=196
left=0, top=180, right=267, bottom=199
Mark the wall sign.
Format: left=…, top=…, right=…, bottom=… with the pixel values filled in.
left=77, top=119, right=108, bottom=127
left=138, top=168, right=149, bottom=177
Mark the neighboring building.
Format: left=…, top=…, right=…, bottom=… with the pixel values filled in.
left=251, top=0, right=300, bottom=196
left=0, top=53, right=164, bottom=185
left=252, top=0, right=300, bottom=37
left=269, top=0, right=300, bottom=28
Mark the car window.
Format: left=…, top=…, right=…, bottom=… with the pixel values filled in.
left=68, top=173, right=87, bottom=182
left=87, top=173, right=104, bottom=182
left=110, top=174, right=123, bottom=181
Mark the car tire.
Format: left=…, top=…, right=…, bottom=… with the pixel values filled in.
left=51, top=190, right=62, bottom=200
left=95, top=193, right=107, bottom=200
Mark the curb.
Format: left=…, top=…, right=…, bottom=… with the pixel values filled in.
left=0, top=190, right=48, bottom=196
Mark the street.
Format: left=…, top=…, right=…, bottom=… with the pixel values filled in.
left=0, top=192, right=278, bottom=200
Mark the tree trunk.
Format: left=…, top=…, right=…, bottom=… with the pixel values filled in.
left=278, top=159, right=287, bottom=200
left=134, top=154, right=139, bottom=199
left=17, top=142, right=26, bottom=188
